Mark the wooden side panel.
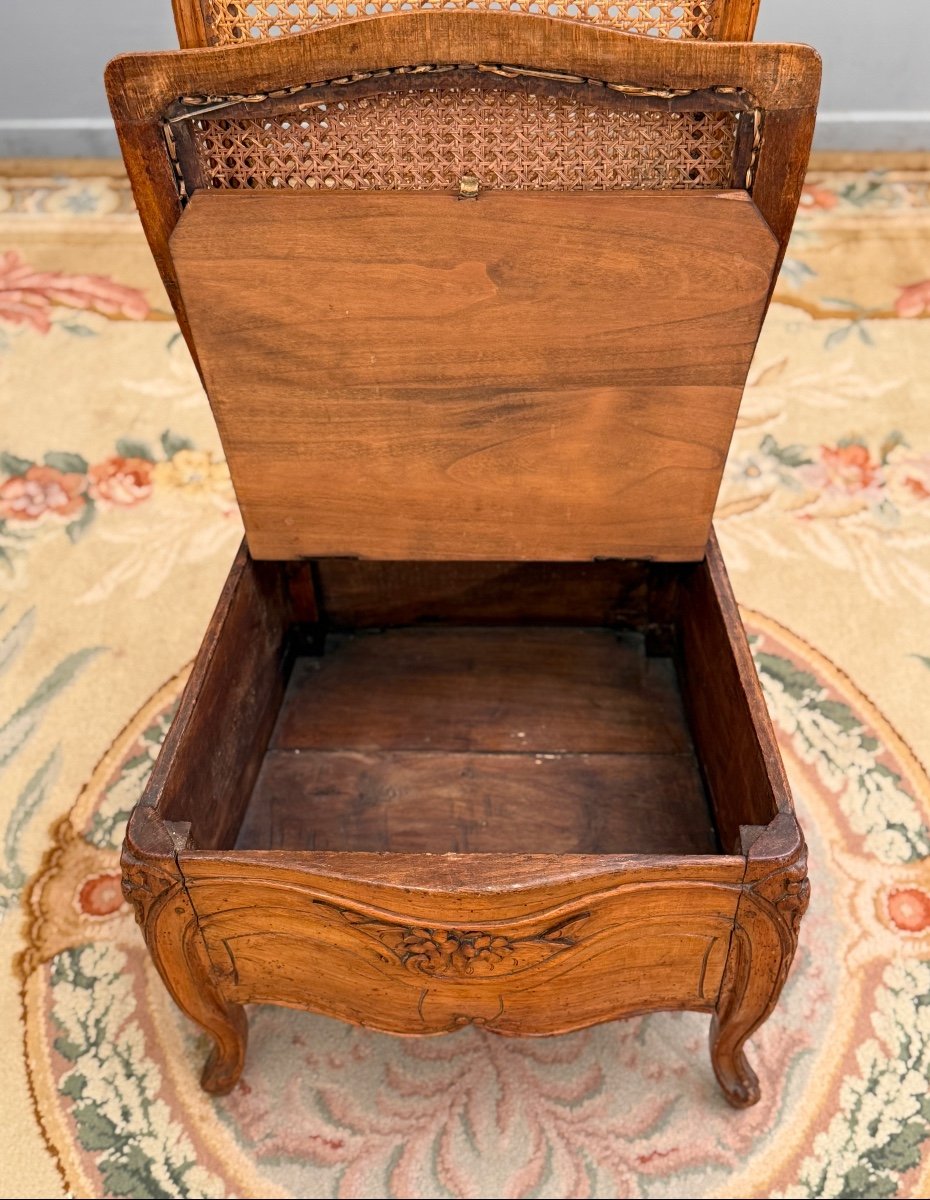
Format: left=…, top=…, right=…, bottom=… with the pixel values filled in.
left=314, top=559, right=650, bottom=629
left=183, top=861, right=742, bottom=1035
left=171, top=189, right=778, bottom=561
left=677, top=530, right=790, bottom=852
left=143, top=542, right=290, bottom=849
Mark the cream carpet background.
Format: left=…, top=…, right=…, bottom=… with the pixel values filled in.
left=1, top=165, right=929, bottom=1198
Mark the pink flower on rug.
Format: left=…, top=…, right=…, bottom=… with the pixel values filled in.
left=880, top=444, right=930, bottom=508
left=799, top=443, right=884, bottom=512
left=821, top=443, right=879, bottom=491
left=0, top=249, right=149, bottom=333
left=895, top=279, right=930, bottom=318
left=799, top=183, right=839, bottom=211
left=0, top=464, right=86, bottom=521
left=88, top=456, right=154, bottom=506
left=76, top=872, right=125, bottom=918
left=887, top=888, right=930, bottom=933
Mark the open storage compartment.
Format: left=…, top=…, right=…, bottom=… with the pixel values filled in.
left=125, top=539, right=807, bottom=1110
left=151, top=543, right=781, bottom=861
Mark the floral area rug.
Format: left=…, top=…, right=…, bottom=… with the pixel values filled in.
left=2, top=165, right=930, bottom=1199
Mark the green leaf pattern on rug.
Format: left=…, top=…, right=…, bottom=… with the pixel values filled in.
left=781, top=960, right=930, bottom=1200
left=0, top=642, right=106, bottom=772
left=85, top=702, right=178, bottom=851
left=50, top=943, right=226, bottom=1200
left=0, top=605, right=105, bottom=917
left=756, top=651, right=930, bottom=862
left=0, top=747, right=60, bottom=917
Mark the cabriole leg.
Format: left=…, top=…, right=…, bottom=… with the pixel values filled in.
left=711, top=819, right=810, bottom=1108
left=122, top=841, right=248, bottom=1094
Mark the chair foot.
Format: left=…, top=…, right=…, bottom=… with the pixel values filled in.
left=200, top=1005, right=248, bottom=1094
left=709, top=1018, right=761, bottom=1108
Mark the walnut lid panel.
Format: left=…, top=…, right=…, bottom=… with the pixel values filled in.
left=170, top=188, right=777, bottom=561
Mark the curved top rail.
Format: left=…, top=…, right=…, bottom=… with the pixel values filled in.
left=109, top=12, right=819, bottom=119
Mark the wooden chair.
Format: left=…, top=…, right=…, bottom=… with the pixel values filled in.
left=109, top=14, right=820, bottom=1107
left=172, top=0, right=762, bottom=48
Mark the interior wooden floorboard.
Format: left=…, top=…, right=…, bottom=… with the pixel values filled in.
left=233, top=624, right=720, bottom=856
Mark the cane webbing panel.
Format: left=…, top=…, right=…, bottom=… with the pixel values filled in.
left=198, top=1, right=720, bottom=45
left=189, top=85, right=740, bottom=193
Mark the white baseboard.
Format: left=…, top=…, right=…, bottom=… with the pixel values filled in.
left=814, top=111, right=930, bottom=151
left=0, top=119, right=119, bottom=158
left=0, top=112, right=928, bottom=159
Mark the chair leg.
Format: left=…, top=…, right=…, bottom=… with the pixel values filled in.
left=710, top=833, right=810, bottom=1108
left=198, top=996, right=249, bottom=1094
left=122, top=845, right=248, bottom=1094
left=709, top=971, right=762, bottom=1108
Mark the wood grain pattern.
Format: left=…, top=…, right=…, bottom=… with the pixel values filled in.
left=171, top=0, right=210, bottom=48
left=273, top=627, right=693, bottom=755
left=108, top=13, right=821, bottom=126
left=172, top=189, right=777, bottom=561
left=146, top=543, right=291, bottom=849
left=121, top=806, right=248, bottom=1094
left=711, top=812, right=809, bottom=1106
left=240, top=624, right=714, bottom=854
left=237, top=749, right=715, bottom=854
left=715, top=0, right=761, bottom=40
left=106, top=13, right=820, bottom=385
left=677, top=532, right=786, bottom=852
left=179, top=853, right=745, bottom=1037
left=313, top=559, right=651, bottom=629
left=192, top=874, right=738, bottom=1035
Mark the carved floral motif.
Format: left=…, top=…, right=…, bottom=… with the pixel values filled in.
left=399, top=928, right=513, bottom=975
left=335, top=909, right=589, bottom=980
left=750, top=839, right=811, bottom=943
left=120, top=846, right=179, bottom=933
left=771, top=855, right=812, bottom=939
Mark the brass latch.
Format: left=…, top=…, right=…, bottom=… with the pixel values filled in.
left=458, top=174, right=480, bottom=201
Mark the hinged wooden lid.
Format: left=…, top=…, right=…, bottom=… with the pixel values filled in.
left=171, top=187, right=777, bottom=561
left=107, top=13, right=820, bottom=561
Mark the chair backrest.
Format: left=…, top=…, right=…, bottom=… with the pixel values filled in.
left=108, top=15, right=815, bottom=305
left=172, top=0, right=761, bottom=48
left=107, top=14, right=819, bottom=563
